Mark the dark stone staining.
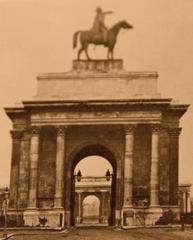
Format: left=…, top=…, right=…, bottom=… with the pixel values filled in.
left=156, top=209, right=178, bottom=225
left=38, top=127, right=56, bottom=208
left=133, top=125, right=151, bottom=204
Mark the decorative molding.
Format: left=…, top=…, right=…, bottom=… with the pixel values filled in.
left=151, top=124, right=162, bottom=133
left=29, top=126, right=41, bottom=135
left=124, top=124, right=137, bottom=134
left=10, top=130, right=23, bottom=140
left=30, top=110, right=162, bottom=126
left=37, top=70, right=159, bottom=80
left=168, top=127, right=182, bottom=137
left=55, top=126, right=67, bottom=136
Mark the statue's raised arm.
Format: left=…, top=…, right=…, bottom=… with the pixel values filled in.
left=73, top=6, right=133, bottom=60
left=91, top=6, right=113, bottom=37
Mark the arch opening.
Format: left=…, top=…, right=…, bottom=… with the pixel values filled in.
left=74, top=155, right=113, bottom=177
left=69, top=144, right=117, bottom=226
left=82, top=195, right=100, bottom=224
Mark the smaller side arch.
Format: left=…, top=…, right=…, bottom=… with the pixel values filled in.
left=82, top=194, right=101, bottom=222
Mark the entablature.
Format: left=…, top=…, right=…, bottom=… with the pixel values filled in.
left=4, top=99, right=189, bottom=127
left=30, top=109, right=162, bottom=125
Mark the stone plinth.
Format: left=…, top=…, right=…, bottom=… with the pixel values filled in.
left=72, top=59, right=123, bottom=71
left=23, top=209, right=65, bottom=227
left=35, top=59, right=161, bottom=100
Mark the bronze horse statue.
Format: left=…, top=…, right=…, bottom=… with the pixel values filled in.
left=73, top=20, right=133, bottom=60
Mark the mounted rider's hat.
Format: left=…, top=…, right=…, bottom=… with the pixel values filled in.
left=96, top=6, right=102, bottom=13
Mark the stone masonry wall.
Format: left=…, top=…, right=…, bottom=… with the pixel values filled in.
left=18, top=132, right=30, bottom=208
left=65, top=125, right=124, bottom=168
left=38, top=127, right=56, bottom=208
left=133, top=125, right=151, bottom=204
left=159, top=129, right=170, bottom=205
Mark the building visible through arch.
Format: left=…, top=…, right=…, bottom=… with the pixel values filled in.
left=73, top=155, right=113, bottom=226
left=82, top=195, right=100, bottom=223
left=74, top=176, right=111, bottom=225
left=4, top=59, right=189, bottom=227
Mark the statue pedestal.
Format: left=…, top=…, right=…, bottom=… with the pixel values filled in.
left=72, top=59, right=123, bottom=72
left=35, top=59, right=161, bottom=100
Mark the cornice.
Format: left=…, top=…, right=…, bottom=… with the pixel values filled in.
left=22, top=99, right=172, bottom=109
left=4, top=107, right=27, bottom=121
left=37, top=71, right=159, bottom=80
left=165, top=104, right=189, bottom=118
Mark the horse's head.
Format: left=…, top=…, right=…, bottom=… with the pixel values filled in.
left=120, top=20, right=133, bottom=29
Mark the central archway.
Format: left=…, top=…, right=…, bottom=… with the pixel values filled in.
left=68, top=143, right=118, bottom=226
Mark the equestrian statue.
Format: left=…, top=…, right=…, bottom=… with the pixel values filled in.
left=73, top=6, right=133, bottom=60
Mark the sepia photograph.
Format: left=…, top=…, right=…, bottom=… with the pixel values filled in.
left=0, top=0, right=193, bottom=239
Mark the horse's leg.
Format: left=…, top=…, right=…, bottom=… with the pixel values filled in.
left=85, top=44, right=91, bottom=60
left=111, top=48, right=114, bottom=60
left=107, top=48, right=110, bottom=60
left=78, top=33, right=86, bottom=60
left=78, top=47, right=83, bottom=60
left=109, top=47, right=114, bottom=60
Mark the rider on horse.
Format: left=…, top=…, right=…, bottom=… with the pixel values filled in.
left=91, top=6, right=113, bottom=43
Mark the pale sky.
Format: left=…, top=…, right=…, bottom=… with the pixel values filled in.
left=0, top=0, right=193, bottom=194
left=75, top=156, right=113, bottom=177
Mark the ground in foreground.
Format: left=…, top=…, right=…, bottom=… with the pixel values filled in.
left=1, top=227, right=193, bottom=240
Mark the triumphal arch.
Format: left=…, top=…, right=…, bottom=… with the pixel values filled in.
left=5, top=59, right=188, bottom=227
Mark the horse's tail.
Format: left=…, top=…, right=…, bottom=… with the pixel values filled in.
left=73, top=31, right=81, bottom=49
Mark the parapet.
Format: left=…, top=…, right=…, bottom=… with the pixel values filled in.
left=35, top=59, right=161, bottom=100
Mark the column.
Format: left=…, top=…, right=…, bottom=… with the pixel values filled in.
left=54, top=126, right=66, bottom=208
left=168, top=127, right=181, bottom=205
left=18, top=131, right=30, bottom=208
left=115, top=160, right=121, bottom=226
left=9, top=130, right=23, bottom=208
left=101, top=192, right=106, bottom=223
left=28, top=126, right=40, bottom=208
left=123, top=124, right=136, bottom=207
left=150, top=124, right=161, bottom=207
